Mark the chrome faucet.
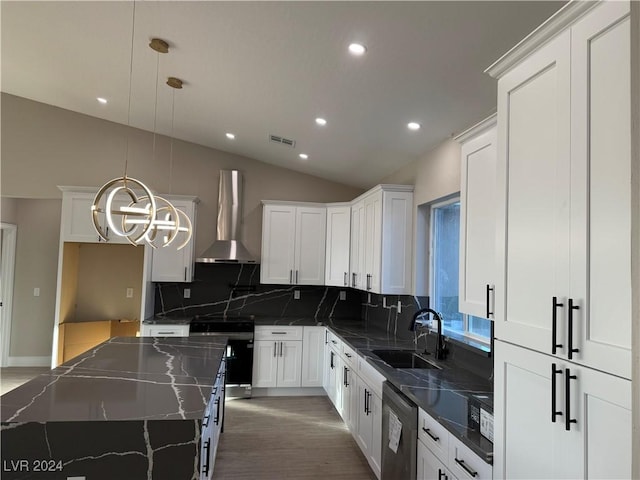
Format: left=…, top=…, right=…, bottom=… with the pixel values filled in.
left=409, top=307, right=448, bottom=360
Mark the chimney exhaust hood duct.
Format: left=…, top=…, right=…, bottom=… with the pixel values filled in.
left=196, top=170, right=256, bottom=264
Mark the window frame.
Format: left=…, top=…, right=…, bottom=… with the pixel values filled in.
left=428, top=196, right=491, bottom=346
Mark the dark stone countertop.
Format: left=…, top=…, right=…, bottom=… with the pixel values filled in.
left=1, top=336, right=227, bottom=423
left=323, top=319, right=494, bottom=464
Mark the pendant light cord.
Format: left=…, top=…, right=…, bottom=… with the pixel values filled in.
left=152, top=50, right=159, bottom=166
left=169, top=87, right=175, bottom=194
left=124, top=0, right=137, bottom=183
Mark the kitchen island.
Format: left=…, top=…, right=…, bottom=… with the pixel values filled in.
left=1, top=336, right=226, bottom=480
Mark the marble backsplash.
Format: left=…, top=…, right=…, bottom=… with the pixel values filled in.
left=154, top=263, right=362, bottom=319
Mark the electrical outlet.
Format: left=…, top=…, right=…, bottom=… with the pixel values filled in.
left=367, top=293, right=371, bottom=304
left=126, top=288, right=133, bottom=298
left=339, top=291, right=346, bottom=301
left=397, top=300, right=402, bottom=313
left=33, top=287, right=40, bottom=297
left=184, top=288, right=191, bottom=299
left=294, top=290, right=301, bottom=300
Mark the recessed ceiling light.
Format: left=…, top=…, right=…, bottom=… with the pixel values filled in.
left=226, top=133, right=236, bottom=139
left=315, top=117, right=327, bottom=126
left=407, top=122, right=421, bottom=131
left=299, top=153, right=309, bottom=160
left=96, top=97, right=108, bottom=104
left=348, top=43, right=367, bottom=56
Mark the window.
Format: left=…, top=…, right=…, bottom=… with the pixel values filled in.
left=429, top=198, right=491, bottom=342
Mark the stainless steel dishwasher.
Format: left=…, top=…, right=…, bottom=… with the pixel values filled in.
left=381, top=381, right=418, bottom=480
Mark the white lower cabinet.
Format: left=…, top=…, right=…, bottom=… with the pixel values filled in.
left=354, top=374, right=382, bottom=479
left=417, top=408, right=492, bottom=480
left=494, top=340, right=631, bottom=479
left=302, top=326, right=325, bottom=387
left=253, top=326, right=303, bottom=388
left=417, top=440, right=452, bottom=480
left=322, top=329, right=383, bottom=479
left=200, top=358, right=225, bottom=480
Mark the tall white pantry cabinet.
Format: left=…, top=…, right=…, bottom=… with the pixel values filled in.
left=488, top=2, right=633, bottom=478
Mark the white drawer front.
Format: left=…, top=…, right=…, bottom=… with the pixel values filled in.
left=254, top=326, right=303, bottom=341
left=448, top=435, right=492, bottom=480
left=358, top=356, right=385, bottom=396
left=341, top=343, right=358, bottom=369
left=326, top=329, right=342, bottom=350
left=141, top=324, right=189, bottom=337
left=418, top=408, right=450, bottom=466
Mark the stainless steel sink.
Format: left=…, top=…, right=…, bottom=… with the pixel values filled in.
left=371, top=349, right=441, bottom=369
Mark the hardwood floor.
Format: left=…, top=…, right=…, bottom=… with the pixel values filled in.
left=213, top=396, right=377, bottom=480
left=0, top=367, right=50, bottom=395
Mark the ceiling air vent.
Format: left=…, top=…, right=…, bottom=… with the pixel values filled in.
left=269, top=134, right=296, bottom=148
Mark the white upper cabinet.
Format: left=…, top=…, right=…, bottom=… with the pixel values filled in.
left=150, top=196, right=198, bottom=283
left=325, top=204, right=351, bottom=287
left=492, top=0, right=631, bottom=379
left=494, top=30, right=572, bottom=357
left=350, top=185, right=413, bottom=295
left=260, top=202, right=326, bottom=285
left=60, top=187, right=130, bottom=244
left=456, top=116, right=497, bottom=319
left=568, top=0, right=632, bottom=380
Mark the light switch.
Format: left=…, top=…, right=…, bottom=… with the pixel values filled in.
left=126, top=288, right=133, bottom=298
left=339, top=291, right=346, bottom=301
left=33, top=287, right=40, bottom=297
left=382, top=297, right=387, bottom=308
left=184, top=288, right=191, bottom=299
left=294, top=290, right=301, bottom=300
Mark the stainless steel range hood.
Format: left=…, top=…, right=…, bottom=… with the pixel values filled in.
left=196, top=170, right=256, bottom=263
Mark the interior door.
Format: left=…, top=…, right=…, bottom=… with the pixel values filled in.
left=0, top=224, right=17, bottom=367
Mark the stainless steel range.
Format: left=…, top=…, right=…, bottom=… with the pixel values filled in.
left=189, top=314, right=255, bottom=398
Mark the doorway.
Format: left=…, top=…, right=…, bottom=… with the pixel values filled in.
left=0, top=223, right=17, bottom=366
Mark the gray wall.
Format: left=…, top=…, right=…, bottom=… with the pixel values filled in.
left=1, top=198, right=61, bottom=360
left=1, top=94, right=364, bottom=361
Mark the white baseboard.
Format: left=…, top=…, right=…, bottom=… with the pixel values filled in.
left=7, top=356, right=50, bottom=367
left=252, top=387, right=326, bottom=397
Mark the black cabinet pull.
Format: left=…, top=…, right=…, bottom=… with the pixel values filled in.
left=279, top=341, right=284, bottom=357
left=343, top=272, right=348, bottom=287
left=366, top=391, right=372, bottom=415
left=366, top=273, right=372, bottom=291
left=289, top=269, right=293, bottom=284
left=331, top=339, right=338, bottom=345
left=352, top=272, right=357, bottom=288
left=454, top=458, right=478, bottom=477
left=438, top=469, right=447, bottom=480
left=203, top=414, right=210, bottom=428
left=295, top=270, right=299, bottom=284
left=273, top=342, right=277, bottom=357
left=343, top=366, right=349, bottom=387
left=364, top=388, right=369, bottom=414
left=330, top=351, right=334, bottom=369
left=567, top=298, right=580, bottom=359
left=485, top=284, right=494, bottom=318
left=551, top=363, right=563, bottom=423
left=422, top=427, right=439, bottom=442
left=552, top=296, right=564, bottom=354
left=325, top=330, right=329, bottom=345
left=345, top=353, right=352, bottom=358
left=202, top=439, right=211, bottom=475
left=565, top=368, right=577, bottom=431
left=214, top=397, right=221, bottom=425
